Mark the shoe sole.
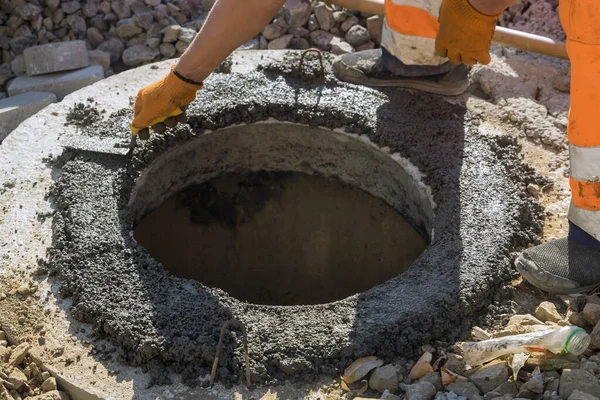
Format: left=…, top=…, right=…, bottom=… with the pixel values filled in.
left=333, top=61, right=469, bottom=96
left=515, top=256, right=600, bottom=294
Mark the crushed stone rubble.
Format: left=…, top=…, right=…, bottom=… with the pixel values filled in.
left=338, top=293, right=600, bottom=400
left=0, top=331, right=70, bottom=400
left=0, top=0, right=564, bottom=99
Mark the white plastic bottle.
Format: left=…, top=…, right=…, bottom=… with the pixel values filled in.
left=462, top=326, right=590, bottom=366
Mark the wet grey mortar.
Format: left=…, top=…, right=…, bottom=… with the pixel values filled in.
left=48, top=55, right=545, bottom=386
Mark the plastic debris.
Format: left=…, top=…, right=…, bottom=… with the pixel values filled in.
left=462, top=326, right=589, bottom=366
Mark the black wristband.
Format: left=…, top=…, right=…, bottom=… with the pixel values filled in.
left=173, top=68, right=203, bottom=86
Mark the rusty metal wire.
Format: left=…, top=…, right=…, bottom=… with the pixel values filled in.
left=210, top=319, right=251, bottom=389
left=298, top=48, right=324, bottom=77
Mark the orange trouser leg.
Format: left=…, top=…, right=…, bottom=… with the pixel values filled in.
left=560, top=0, right=600, bottom=239
left=381, top=0, right=448, bottom=66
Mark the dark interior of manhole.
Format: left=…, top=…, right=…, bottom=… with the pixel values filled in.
left=134, top=170, right=428, bottom=306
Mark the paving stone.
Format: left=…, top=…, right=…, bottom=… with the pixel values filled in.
left=341, top=16, right=359, bottom=32
left=545, top=371, right=561, bottom=393
left=239, top=38, right=259, bottom=50
left=66, top=14, right=87, bottom=36
left=82, top=2, right=99, bottom=18
left=146, top=37, right=161, bottom=49
left=281, top=0, right=312, bottom=28
left=569, top=390, right=600, bottom=400
left=127, top=33, right=148, bottom=47
left=134, top=12, right=154, bottom=31
left=560, top=369, right=600, bottom=400
left=17, top=3, right=43, bottom=21
left=175, top=40, right=189, bottom=53
left=445, top=353, right=467, bottom=373
left=289, top=37, right=310, bottom=50
left=32, top=391, right=65, bottom=400
left=0, top=92, right=57, bottom=141
left=61, top=1, right=81, bottom=14
left=370, top=364, right=402, bottom=394
left=330, top=37, right=354, bottom=55
left=262, top=24, right=285, bottom=40
left=116, top=18, right=143, bottom=39
left=87, top=27, right=104, bottom=48
left=111, top=1, right=131, bottom=19
left=405, top=381, right=438, bottom=400
left=308, top=14, right=319, bottom=31
left=314, top=4, right=335, bottom=31
left=268, top=34, right=294, bottom=50
left=24, top=41, right=89, bottom=76
left=7, top=368, right=27, bottom=390
left=309, top=30, right=335, bottom=51
left=568, top=311, right=589, bottom=328
left=345, top=25, right=371, bottom=47
left=469, top=361, right=509, bottom=394
left=41, top=377, right=57, bottom=392
left=536, top=302, right=563, bottom=323
left=583, top=303, right=600, bottom=326
left=7, top=66, right=104, bottom=101
left=87, top=50, right=111, bottom=72
left=98, top=39, right=124, bottom=63
left=178, top=28, right=196, bottom=44
left=367, top=15, right=384, bottom=44
left=0, top=63, right=13, bottom=85
left=122, top=45, right=159, bottom=66
left=590, top=321, right=600, bottom=350
left=7, top=342, right=30, bottom=367
left=519, top=374, right=544, bottom=397
left=493, top=381, right=518, bottom=396
left=333, top=10, right=347, bottom=22
left=419, top=371, right=443, bottom=392
left=289, top=27, right=309, bottom=38
left=159, top=43, right=176, bottom=58
left=447, top=381, right=484, bottom=400
left=163, top=25, right=181, bottom=43
left=8, top=54, right=25, bottom=77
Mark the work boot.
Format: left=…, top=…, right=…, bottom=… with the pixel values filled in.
left=332, top=48, right=469, bottom=96
left=515, top=223, right=600, bottom=294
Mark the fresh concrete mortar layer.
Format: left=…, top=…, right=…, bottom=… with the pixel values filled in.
left=43, top=51, right=545, bottom=386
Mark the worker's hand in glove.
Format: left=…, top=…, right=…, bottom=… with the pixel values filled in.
left=131, top=64, right=203, bottom=139
left=435, top=0, right=501, bottom=66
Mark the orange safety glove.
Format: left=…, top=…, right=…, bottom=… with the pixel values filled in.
left=131, top=65, right=203, bottom=139
left=435, top=0, right=501, bottom=66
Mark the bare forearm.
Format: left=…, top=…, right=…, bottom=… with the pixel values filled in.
left=469, top=0, right=518, bottom=15
left=176, top=0, right=285, bottom=82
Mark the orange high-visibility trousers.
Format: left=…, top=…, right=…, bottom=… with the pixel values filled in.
left=561, top=0, right=600, bottom=240
left=381, top=0, right=447, bottom=66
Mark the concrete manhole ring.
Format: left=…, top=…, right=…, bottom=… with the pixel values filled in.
left=45, top=53, right=544, bottom=385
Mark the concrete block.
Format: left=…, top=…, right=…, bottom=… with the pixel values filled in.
left=7, top=66, right=104, bottom=101
left=0, top=92, right=57, bottom=142
left=87, top=50, right=111, bottom=72
left=24, top=40, right=89, bottom=76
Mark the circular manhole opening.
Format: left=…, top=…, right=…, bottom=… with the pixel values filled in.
left=129, top=123, right=434, bottom=306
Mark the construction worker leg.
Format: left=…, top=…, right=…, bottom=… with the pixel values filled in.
left=516, top=0, right=600, bottom=294
left=381, top=0, right=447, bottom=68
left=332, top=0, right=468, bottom=95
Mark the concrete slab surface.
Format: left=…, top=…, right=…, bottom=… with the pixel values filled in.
left=7, top=65, right=104, bottom=101
left=0, top=91, right=57, bottom=142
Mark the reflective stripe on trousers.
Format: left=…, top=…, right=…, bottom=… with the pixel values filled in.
left=381, top=0, right=448, bottom=66
left=561, top=0, right=600, bottom=239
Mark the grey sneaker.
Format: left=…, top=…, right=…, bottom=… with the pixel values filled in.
left=332, top=49, right=469, bottom=96
left=515, top=238, right=600, bottom=294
